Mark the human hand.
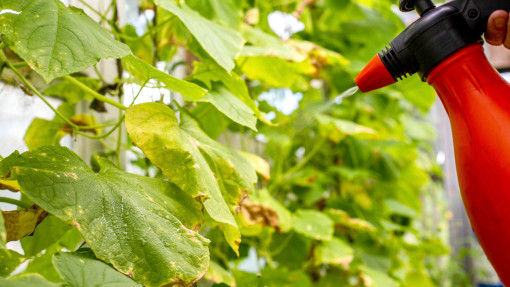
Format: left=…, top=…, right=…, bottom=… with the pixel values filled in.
left=486, top=10, right=510, bottom=48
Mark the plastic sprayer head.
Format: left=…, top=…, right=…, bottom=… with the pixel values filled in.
left=355, top=54, right=396, bottom=93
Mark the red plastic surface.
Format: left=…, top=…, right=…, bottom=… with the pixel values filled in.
left=355, top=54, right=396, bottom=92
left=427, top=44, right=510, bottom=284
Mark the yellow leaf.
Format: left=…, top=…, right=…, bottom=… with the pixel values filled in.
left=2, top=205, right=48, bottom=242
left=0, top=180, right=20, bottom=192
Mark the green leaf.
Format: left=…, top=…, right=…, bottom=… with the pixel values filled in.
left=20, top=215, right=72, bottom=257
left=155, top=0, right=244, bottom=72
left=291, top=210, right=334, bottom=241
left=123, top=54, right=206, bottom=100
left=315, top=114, right=377, bottom=142
left=404, top=271, right=435, bottom=287
left=0, top=274, right=56, bottom=287
left=0, top=248, right=24, bottom=277
left=315, top=237, right=354, bottom=268
left=53, top=252, right=142, bottom=287
left=0, top=147, right=209, bottom=287
left=397, top=75, right=436, bottom=113
left=385, top=199, right=417, bottom=218
left=24, top=119, right=66, bottom=150
left=239, top=56, right=313, bottom=90
left=24, top=103, right=75, bottom=150
left=200, top=85, right=257, bottom=131
left=126, top=103, right=253, bottom=254
left=360, top=266, right=399, bottom=287
left=0, top=0, right=130, bottom=82
left=204, top=261, right=235, bottom=287
left=191, top=61, right=259, bottom=119
left=25, top=244, right=63, bottom=283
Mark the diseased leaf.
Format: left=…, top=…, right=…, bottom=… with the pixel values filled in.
left=0, top=0, right=130, bottom=82
left=123, top=54, right=206, bottom=100
left=0, top=180, right=20, bottom=192
left=24, top=114, right=98, bottom=150
left=200, top=86, right=257, bottom=131
left=179, top=112, right=257, bottom=211
left=155, top=0, right=244, bottom=72
left=0, top=274, right=56, bottom=287
left=2, top=205, right=48, bottom=242
left=248, top=189, right=291, bottom=233
left=0, top=211, right=5, bottom=246
left=239, top=201, right=280, bottom=232
left=24, top=103, right=75, bottom=150
left=204, top=261, right=236, bottom=287
left=0, top=248, right=23, bottom=277
left=0, top=147, right=209, bottom=287
left=53, top=252, right=142, bottom=287
left=292, top=210, right=334, bottom=241
left=126, top=103, right=256, bottom=254
left=315, top=237, right=354, bottom=268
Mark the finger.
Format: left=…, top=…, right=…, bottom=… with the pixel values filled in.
left=504, top=16, right=510, bottom=49
left=486, top=10, right=509, bottom=46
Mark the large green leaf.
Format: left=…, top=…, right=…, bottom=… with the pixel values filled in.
left=291, top=210, right=334, bottom=241
left=123, top=54, right=206, bottom=100
left=0, top=0, right=130, bottom=82
left=0, top=274, right=56, bottom=287
left=126, top=103, right=255, bottom=254
left=155, top=0, right=244, bottom=72
left=53, top=252, right=141, bottom=287
left=0, top=147, right=209, bottom=287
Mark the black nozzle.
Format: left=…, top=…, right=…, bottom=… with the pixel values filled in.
left=399, top=0, right=436, bottom=16
left=380, top=0, right=510, bottom=82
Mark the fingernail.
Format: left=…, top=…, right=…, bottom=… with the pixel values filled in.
left=495, top=18, right=507, bottom=29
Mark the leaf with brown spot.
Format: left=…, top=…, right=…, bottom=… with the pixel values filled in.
left=126, top=103, right=257, bottom=255
left=0, top=147, right=208, bottom=287
left=2, top=205, right=48, bottom=242
left=60, top=114, right=100, bottom=136
left=239, top=201, right=280, bottom=231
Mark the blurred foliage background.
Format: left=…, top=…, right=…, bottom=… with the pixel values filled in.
left=0, top=0, right=477, bottom=286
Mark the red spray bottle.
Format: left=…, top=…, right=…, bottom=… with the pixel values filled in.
left=355, top=0, right=510, bottom=283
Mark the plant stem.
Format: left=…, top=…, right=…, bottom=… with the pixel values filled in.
left=0, top=50, right=80, bottom=131
left=0, top=197, right=32, bottom=209
left=63, top=75, right=127, bottom=110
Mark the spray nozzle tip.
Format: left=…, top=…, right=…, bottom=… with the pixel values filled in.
left=355, top=54, right=396, bottom=93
